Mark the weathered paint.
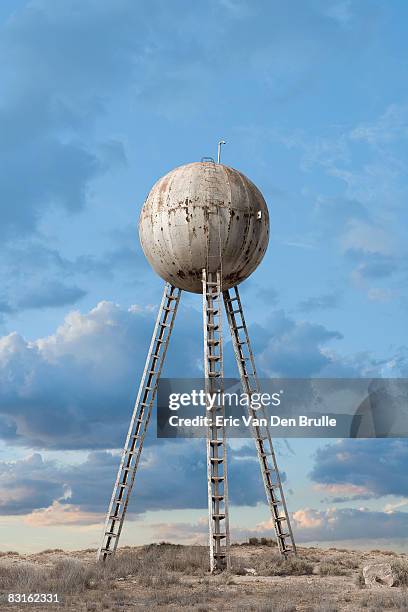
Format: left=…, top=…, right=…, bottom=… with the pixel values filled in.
left=139, top=161, right=269, bottom=293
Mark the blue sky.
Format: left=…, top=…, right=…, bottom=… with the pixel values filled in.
left=0, top=0, right=408, bottom=552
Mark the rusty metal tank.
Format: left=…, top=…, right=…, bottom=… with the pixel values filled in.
left=139, top=161, right=269, bottom=293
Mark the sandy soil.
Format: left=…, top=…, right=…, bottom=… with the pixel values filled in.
left=0, top=543, right=407, bottom=611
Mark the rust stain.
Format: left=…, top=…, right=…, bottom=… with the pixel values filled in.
left=139, top=161, right=269, bottom=293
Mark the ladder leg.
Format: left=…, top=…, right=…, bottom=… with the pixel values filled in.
left=223, top=285, right=297, bottom=556
left=203, top=269, right=230, bottom=573
left=97, top=283, right=182, bottom=561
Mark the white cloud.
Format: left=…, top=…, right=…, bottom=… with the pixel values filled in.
left=292, top=507, right=408, bottom=542
left=257, top=310, right=342, bottom=377
left=24, top=501, right=101, bottom=527
left=350, top=104, right=408, bottom=146
left=0, top=300, right=201, bottom=449
left=366, top=288, right=394, bottom=303
left=340, top=219, right=393, bottom=256
left=324, top=1, right=353, bottom=26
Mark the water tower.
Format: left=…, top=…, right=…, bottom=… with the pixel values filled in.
left=98, top=150, right=296, bottom=572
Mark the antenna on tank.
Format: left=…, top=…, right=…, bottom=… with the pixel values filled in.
left=217, top=139, right=226, bottom=164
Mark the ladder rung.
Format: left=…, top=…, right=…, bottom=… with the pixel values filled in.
left=210, top=440, right=223, bottom=445
left=207, top=340, right=220, bottom=346
left=277, top=532, right=290, bottom=539
left=208, top=356, right=220, bottom=361
left=212, top=514, right=225, bottom=519
left=212, top=494, right=224, bottom=500
left=213, top=533, right=226, bottom=539
left=210, top=457, right=224, bottom=463
left=100, top=548, right=113, bottom=555
left=105, top=531, right=118, bottom=538
left=206, top=281, right=218, bottom=287
left=211, top=476, right=224, bottom=481
left=208, top=372, right=221, bottom=377
left=109, top=514, right=121, bottom=521
left=207, top=324, right=219, bottom=329
left=213, top=552, right=226, bottom=557
left=275, top=516, right=287, bottom=522
left=160, top=322, right=170, bottom=328
left=227, top=296, right=239, bottom=302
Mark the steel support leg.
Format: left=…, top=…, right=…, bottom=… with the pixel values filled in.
left=97, top=283, right=181, bottom=561
left=223, top=285, right=296, bottom=555
left=203, top=269, right=230, bottom=572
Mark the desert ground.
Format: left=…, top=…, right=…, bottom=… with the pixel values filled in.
left=1, top=539, right=408, bottom=611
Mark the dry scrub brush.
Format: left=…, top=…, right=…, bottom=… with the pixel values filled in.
left=319, top=560, right=351, bottom=576
left=233, top=550, right=314, bottom=576
left=0, top=544, right=210, bottom=599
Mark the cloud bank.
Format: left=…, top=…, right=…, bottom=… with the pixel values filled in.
left=0, top=299, right=346, bottom=449
left=310, top=439, right=408, bottom=500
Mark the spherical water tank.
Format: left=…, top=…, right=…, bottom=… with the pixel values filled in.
left=139, top=162, right=269, bottom=293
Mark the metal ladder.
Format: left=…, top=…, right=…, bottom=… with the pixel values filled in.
left=203, top=269, right=230, bottom=572
left=223, top=286, right=296, bottom=556
left=97, top=283, right=181, bottom=561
